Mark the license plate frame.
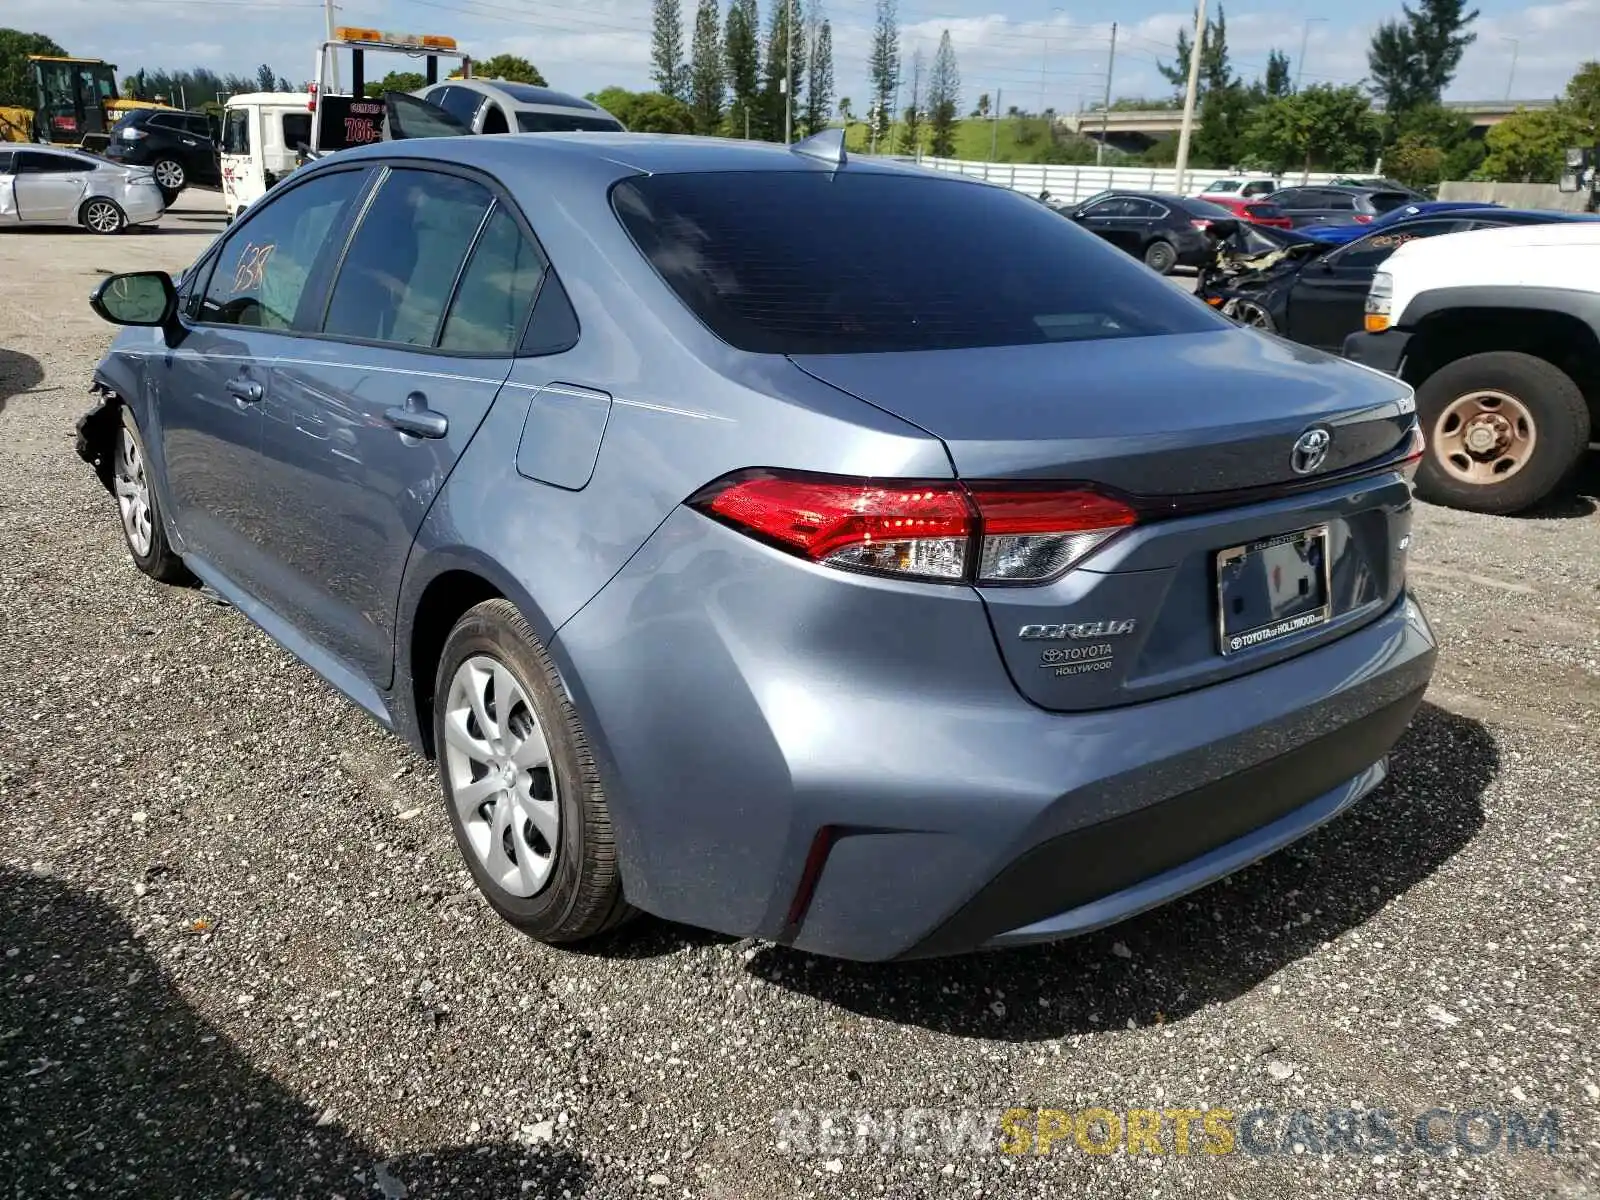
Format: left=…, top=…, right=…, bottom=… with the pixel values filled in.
left=1215, top=525, right=1332, bottom=656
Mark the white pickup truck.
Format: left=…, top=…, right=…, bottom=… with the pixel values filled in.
left=1343, top=219, right=1599, bottom=514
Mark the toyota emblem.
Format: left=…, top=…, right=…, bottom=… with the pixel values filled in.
left=1290, top=427, right=1332, bottom=475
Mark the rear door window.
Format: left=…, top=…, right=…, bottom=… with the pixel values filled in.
left=1367, top=191, right=1414, bottom=214
left=322, top=168, right=494, bottom=346
left=0, top=150, right=13, bottom=174
left=17, top=151, right=81, bottom=174
left=439, top=206, right=548, bottom=351
left=1321, top=192, right=1356, bottom=211
left=611, top=170, right=1221, bottom=354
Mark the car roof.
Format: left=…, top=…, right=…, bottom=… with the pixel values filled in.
left=439, top=79, right=606, bottom=112
left=334, top=131, right=965, bottom=182
left=225, top=92, right=313, bottom=107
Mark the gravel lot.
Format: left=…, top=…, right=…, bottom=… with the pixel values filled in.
left=2, top=190, right=1598, bottom=1200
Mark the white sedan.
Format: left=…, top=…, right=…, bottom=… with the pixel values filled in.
left=0, top=144, right=165, bottom=234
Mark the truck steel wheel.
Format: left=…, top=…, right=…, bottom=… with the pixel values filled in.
left=114, top=408, right=191, bottom=583
left=1414, top=351, right=1591, bottom=515
left=433, top=599, right=634, bottom=943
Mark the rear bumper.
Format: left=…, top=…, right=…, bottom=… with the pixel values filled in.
left=1343, top=330, right=1410, bottom=376
left=553, top=507, right=1439, bottom=962
left=120, top=184, right=166, bottom=224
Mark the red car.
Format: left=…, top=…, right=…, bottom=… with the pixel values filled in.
left=1202, top=194, right=1294, bottom=230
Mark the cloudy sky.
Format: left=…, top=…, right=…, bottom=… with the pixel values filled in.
left=12, top=0, right=1598, bottom=115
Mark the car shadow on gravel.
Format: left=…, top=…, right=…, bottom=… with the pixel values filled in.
left=0, top=867, right=593, bottom=1199
left=747, top=702, right=1495, bottom=1041
left=0, top=347, right=44, bottom=414
left=1520, top=455, right=1600, bottom=519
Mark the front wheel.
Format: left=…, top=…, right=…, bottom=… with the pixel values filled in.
left=433, top=599, right=634, bottom=944
left=1413, top=351, right=1591, bottom=515
left=81, top=197, right=126, bottom=235
left=1143, top=239, right=1177, bottom=275
left=114, top=407, right=191, bottom=583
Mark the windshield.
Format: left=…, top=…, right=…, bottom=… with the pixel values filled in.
left=1203, top=180, right=1241, bottom=193
left=223, top=109, right=249, bottom=155
left=612, top=170, right=1221, bottom=354
left=515, top=111, right=625, bottom=133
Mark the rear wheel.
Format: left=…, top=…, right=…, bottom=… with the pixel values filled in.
left=1143, top=239, right=1178, bottom=275
left=433, top=599, right=634, bottom=944
left=1414, top=351, right=1591, bottom=514
left=153, top=158, right=186, bottom=200
left=80, top=197, right=126, bottom=235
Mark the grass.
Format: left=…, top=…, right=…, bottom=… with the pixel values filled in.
left=838, top=115, right=1116, bottom=163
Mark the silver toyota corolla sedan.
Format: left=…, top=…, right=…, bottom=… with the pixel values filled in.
left=79, top=131, right=1437, bottom=961
left=0, top=144, right=164, bottom=234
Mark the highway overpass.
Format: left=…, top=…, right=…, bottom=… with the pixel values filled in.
left=1065, top=98, right=1557, bottom=152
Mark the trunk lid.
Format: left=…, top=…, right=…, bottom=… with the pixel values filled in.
left=790, top=327, right=1411, bottom=491
left=790, top=328, right=1418, bottom=712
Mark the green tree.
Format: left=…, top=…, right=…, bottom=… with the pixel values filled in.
left=688, top=0, right=724, bottom=133
left=1564, top=60, right=1600, bottom=137
left=758, top=0, right=803, bottom=140
left=1194, top=82, right=1253, bottom=167
left=651, top=0, right=689, bottom=99
left=253, top=64, right=276, bottom=93
left=1159, top=4, right=1232, bottom=99
left=803, top=18, right=833, bottom=136
left=1263, top=49, right=1291, bottom=98
left=723, top=0, right=760, bottom=137
left=1246, top=83, right=1379, bottom=176
left=588, top=86, right=695, bottom=133
left=1479, top=105, right=1587, bottom=183
left=926, top=29, right=958, bottom=157
left=0, top=28, right=68, bottom=108
left=1386, top=133, right=1447, bottom=189
left=476, top=54, right=547, bottom=85
left=1368, top=0, right=1477, bottom=116
left=837, top=96, right=852, bottom=121
left=363, top=71, right=426, bottom=99
left=868, top=0, right=899, bottom=149
left=896, top=46, right=923, bottom=154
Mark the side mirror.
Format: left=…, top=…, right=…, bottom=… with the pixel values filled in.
left=91, top=271, right=177, bottom=327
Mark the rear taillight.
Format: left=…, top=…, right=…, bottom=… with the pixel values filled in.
left=689, top=471, right=1137, bottom=586
left=120, top=127, right=147, bottom=141
left=1191, top=218, right=1213, bottom=230
left=1401, top=423, right=1426, bottom=483
left=1353, top=214, right=1374, bottom=224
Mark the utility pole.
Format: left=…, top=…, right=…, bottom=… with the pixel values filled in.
left=1172, top=0, right=1206, bottom=195
left=990, top=86, right=1001, bottom=160
left=1097, top=22, right=1117, bottom=166
left=1503, top=37, right=1519, bottom=101
left=783, top=0, right=794, bottom=143
left=324, top=0, right=342, bottom=93
left=1294, top=17, right=1325, bottom=92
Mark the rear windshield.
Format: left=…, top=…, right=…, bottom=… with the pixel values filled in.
left=611, top=171, right=1222, bottom=354
left=1368, top=192, right=1415, bottom=214
left=1181, top=197, right=1240, bottom=219
left=516, top=111, right=625, bottom=133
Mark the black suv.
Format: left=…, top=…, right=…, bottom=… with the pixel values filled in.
left=103, top=109, right=220, bottom=201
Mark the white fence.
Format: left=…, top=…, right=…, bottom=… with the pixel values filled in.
left=902, top=158, right=1353, bottom=204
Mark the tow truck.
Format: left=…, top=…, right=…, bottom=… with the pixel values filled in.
left=305, top=27, right=471, bottom=158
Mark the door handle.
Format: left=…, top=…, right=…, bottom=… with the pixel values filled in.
left=225, top=378, right=263, bottom=403
left=384, top=392, right=448, bottom=440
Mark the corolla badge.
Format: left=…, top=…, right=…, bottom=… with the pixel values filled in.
left=1018, top=619, right=1137, bottom=640
left=1290, top=426, right=1332, bottom=475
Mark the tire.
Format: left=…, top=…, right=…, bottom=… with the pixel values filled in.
left=1413, top=351, right=1591, bottom=515
left=1225, top=298, right=1276, bottom=333
left=1143, top=239, right=1178, bottom=274
left=152, top=158, right=186, bottom=200
left=433, top=599, right=634, bottom=944
left=80, top=197, right=126, bottom=235
left=113, top=407, right=191, bottom=583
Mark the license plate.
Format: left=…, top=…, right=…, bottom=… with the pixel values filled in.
left=1216, top=526, right=1331, bottom=655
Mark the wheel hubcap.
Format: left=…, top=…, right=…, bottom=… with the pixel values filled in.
left=156, top=162, right=183, bottom=189
left=87, top=202, right=117, bottom=232
left=114, top=429, right=153, bottom=556
left=1433, top=389, right=1537, bottom=485
left=442, top=655, right=559, bottom=898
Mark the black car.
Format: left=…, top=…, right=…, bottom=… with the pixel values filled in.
left=102, top=109, right=220, bottom=201
left=1198, top=209, right=1600, bottom=352
left=1266, top=184, right=1419, bottom=229
left=1063, top=191, right=1237, bottom=274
